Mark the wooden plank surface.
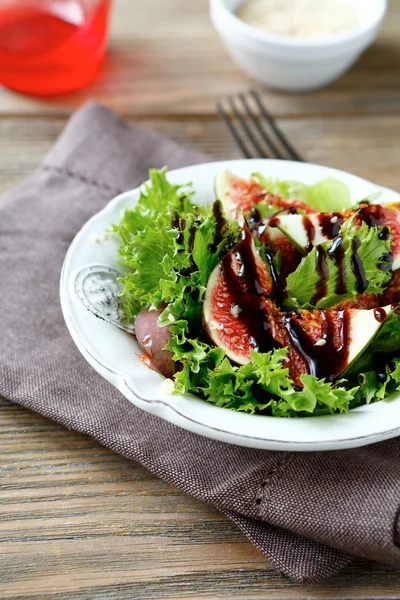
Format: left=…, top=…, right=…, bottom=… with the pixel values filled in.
left=2, top=0, right=400, bottom=598
left=2, top=397, right=400, bottom=600
left=1, top=114, right=400, bottom=194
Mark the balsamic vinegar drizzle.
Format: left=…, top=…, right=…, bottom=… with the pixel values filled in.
left=379, top=226, right=390, bottom=241
left=208, top=201, right=225, bottom=253
left=267, top=216, right=280, bottom=229
left=350, top=236, right=367, bottom=294
left=374, top=307, right=387, bottom=323
left=220, top=226, right=276, bottom=354
left=234, top=226, right=265, bottom=296
left=188, top=221, right=197, bottom=255
left=311, top=245, right=329, bottom=305
left=357, top=204, right=386, bottom=228
left=282, top=310, right=350, bottom=381
left=318, top=212, right=344, bottom=239
left=201, top=201, right=395, bottom=387
left=219, top=226, right=353, bottom=382
left=378, top=252, right=393, bottom=272
left=302, top=215, right=315, bottom=252
left=327, top=236, right=347, bottom=295
left=263, top=248, right=286, bottom=304
left=171, top=213, right=179, bottom=228
left=172, top=213, right=186, bottom=250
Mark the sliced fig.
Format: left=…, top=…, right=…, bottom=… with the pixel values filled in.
left=203, top=225, right=393, bottom=386
left=203, top=226, right=274, bottom=365
left=330, top=293, right=382, bottom=311
left=291, top=305, right=393, bottom=381
left=203, top=247, right=311, bottom=385
left=215, top=168, right=317, bottom=221
left=135, top=306, right=176, bottom=379
left=256, top=222, right=301, bottom=281
left=268, top=203, right=400, bottom=272
left=215, top=169, right=267, bottom=220
left=382, top=268, right=400, bottom=305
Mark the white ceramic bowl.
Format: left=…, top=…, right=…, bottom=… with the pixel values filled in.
left=61, top=159, right=400, bottom=452
left=209, top=0, right=387, bottom=92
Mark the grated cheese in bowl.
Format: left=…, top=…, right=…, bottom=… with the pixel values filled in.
left=236, top=0, right=359, bottom=39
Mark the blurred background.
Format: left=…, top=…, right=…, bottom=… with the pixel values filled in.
left=0, top=0, right=399, bottom=193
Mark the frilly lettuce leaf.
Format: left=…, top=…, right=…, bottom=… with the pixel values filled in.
left=253, top=173, right=353, bottom=212
left=115, top=167, right=194, bottom=235
left=113, top=168, right=240, bottom=321
left=113, top=168, right=398, bottom=418
left=285, top=221, right=391, bottom=310
left=175, top=348, right=357, bottom=417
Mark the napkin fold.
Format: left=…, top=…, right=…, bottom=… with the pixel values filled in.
left=1, top=102, right=400, bottom=583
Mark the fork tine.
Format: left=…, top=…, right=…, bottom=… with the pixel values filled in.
left=238, top=92, right=284, bottom=160
left=227, top=96, right=270, bottom=159
left=217, top=101, right=253, bottom=159
left=250, top=89, right=304, bottom=162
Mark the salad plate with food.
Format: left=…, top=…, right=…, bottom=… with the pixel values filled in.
left=60, top=159, right=400, bottom=450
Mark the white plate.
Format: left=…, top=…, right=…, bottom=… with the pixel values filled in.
left=60, top=159, right=400, bottom=451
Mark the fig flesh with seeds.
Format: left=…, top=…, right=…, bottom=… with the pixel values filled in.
left=215, top=168, right=316, bottom=220
left=202, top=224, right=393, bottom=387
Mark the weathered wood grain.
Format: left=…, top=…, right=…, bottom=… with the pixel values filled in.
left=1, top=115, right=400, bottom=194
left=0, top=0, right=399, bottom=118
left=1, top=398, right=400, bottom=600
left=2, top=0, right=400, bottom=597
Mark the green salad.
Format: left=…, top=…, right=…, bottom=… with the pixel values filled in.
left=112, top=167, right=400, bottom=418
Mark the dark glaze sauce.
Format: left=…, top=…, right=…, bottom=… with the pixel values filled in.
left=311, top=245, right=329, bottom=305
left=220, top=227, right=276, bottom=353
left=175, top=219, right=200, bottom=272
left=263, top=248, right=286, bottom=304
left=214, top=201, right=395, bottom=385
left=220, top=227, right=352, bottom=381
left=318, top=213, right=344, bottom=239
left=357, top=204, right=386, bottom=228
left=350, top=237, right=368, bottom=294
left=233, top=226, right=264, bottom=296
left=374, top=307, right=387, bottom=322
left=209, top=201, right=225, bottom=253
left=171, top=212, right=180, bottom=229
left=268, top=216, right=280, bottom=229
left=379, top=253, right=393, bottom=272
left=172, top=214, right=186, bottom=250
left=379, top=226, right=390, bottom=241
left=188, top=221, right=197, bottom=254
left=302, top=215, right=315, bottom=252
left=393, top=303, right=400, bottom=315
left=282, top=310, right=350, bottom=381
left=327, top=236, right=347, bottom=295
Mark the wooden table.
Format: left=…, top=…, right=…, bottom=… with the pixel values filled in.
left=2, top=1, right=400, bottom=597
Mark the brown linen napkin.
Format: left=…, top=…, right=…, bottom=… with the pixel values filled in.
left=1, top=101, right=400, bottom=584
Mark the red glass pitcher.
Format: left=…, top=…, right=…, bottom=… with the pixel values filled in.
left=0, top=0, right=111, bottom=95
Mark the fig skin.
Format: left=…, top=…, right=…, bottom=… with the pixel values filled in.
left=135, top=306, right=175, bottom=379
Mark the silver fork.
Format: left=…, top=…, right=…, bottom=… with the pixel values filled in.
left=217, top=89, right=303, bottom=162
